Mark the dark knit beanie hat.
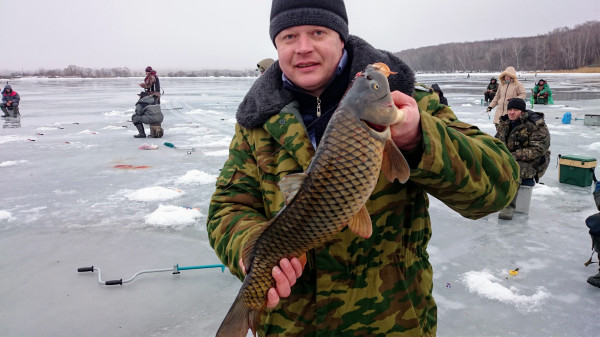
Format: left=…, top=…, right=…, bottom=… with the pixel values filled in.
left=269, top=0, right=349, bottom=45
left=507, top=98, right=527, bottom=112
left=145, top=66, right=153, bottom=72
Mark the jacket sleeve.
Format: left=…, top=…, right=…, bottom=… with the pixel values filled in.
left=13, top=93, right=20, bottom=106
left=410, top=95, right=520, bottom=219
left=516, top=82, right=526, bottom=99
left=206, top=123, right=270, bottom=280
left=489, top=87, right=500, bottom=108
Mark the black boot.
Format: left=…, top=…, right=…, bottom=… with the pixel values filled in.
left=587, top=234, right=600, bottom=288
left=133, top=123, right=146, bottom=138
left=588, top=271, right=600, bottom=288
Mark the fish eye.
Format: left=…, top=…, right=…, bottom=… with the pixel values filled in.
left=372, top=83, right=379, bottom=90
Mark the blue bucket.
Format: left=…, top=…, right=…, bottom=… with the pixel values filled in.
left=562, top=112, right=572, bottom=124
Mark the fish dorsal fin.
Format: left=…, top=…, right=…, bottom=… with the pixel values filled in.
left=241, top=220, right=271, bottom=273
left=278, top=172, right=307, bottom=204
left=382, top=138, right=410, bottom=183
left=348, top=205, right=373, bottom=238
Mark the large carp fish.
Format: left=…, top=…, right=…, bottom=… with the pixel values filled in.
left=216, top=63, right=411, bottom=336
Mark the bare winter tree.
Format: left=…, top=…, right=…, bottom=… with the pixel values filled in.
left=396, top=21, right=600, bottom=72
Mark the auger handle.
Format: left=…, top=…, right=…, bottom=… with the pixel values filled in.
left=78, top=266, right=94, bottom=272
left=105, top=279, right=123, bottom=286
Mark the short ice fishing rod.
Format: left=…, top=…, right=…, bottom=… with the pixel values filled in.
left=163, top=142, right=196, bottom=154
left=77, top=263, right=226, bottom=286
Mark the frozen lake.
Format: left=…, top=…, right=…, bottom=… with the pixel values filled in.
left=1, top=73, right=600, bottom=336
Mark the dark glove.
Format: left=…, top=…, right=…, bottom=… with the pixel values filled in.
left=486, top=107, right=492, bottom=112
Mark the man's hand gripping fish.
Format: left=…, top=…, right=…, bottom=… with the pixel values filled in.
left=216, top=62, right=411, bottom=337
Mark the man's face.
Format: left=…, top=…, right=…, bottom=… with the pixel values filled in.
left=275, top=25, right=344, bottom=97
left=507, top=108, right=523, bottom=121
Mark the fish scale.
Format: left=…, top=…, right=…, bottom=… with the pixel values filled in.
left=242, top=111, right=385, bottom=311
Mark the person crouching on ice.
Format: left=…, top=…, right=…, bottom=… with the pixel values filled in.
left=1, top=84, right=20, bottom=117
left=132, top=92, right=163, bottom=138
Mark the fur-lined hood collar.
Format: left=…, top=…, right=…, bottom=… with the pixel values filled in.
left=498, top=66, right=519, bottom=85
left=236, top=35, right=415, bottom=129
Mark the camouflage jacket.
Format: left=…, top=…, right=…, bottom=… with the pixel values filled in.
left=207, top=36, right=519, bottom=337
left=495, top=110, right=551, bottom=182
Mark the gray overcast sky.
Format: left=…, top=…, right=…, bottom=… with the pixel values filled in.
left=4, top=0, right=599, bottom=72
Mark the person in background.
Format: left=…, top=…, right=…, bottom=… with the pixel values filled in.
left=131, top=92, right=164, bottom=138
left=207, top=0, right=519, bottom=335
left=585, top=209, right=600, bottom=287
left=484, top=77, right=498, bottom=104
left=431, top=83, right=448, bottom=105
left=139, top=66, right=161, bottom=103
left=532, top=79, right=553, bottom=105
left=486, top=66, right=526, bottom=126
left=257, top=58, right=275, bottom=75
left=495, top=98, right=550, bottom=220
left=1, top=84, right=20, bottom=117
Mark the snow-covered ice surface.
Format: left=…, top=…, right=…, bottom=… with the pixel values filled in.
left=1, top=73, right=599, bottom=337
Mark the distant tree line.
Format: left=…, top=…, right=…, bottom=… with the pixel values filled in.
left=0, top=65, right=258, bottom=79
left=395, top=21, right=600, bottom=72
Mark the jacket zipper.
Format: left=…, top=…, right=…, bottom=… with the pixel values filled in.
left=316, top=97, right=321, bottom=117
left=503, top=83, right=511, bottom=110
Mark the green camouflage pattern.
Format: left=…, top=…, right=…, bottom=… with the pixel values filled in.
left=207, top=88, right=519, bottom=336
left=495, top=110, right=551, bottom=182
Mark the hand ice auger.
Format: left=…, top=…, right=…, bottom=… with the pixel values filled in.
left=77, top=263, right=226, bottom=286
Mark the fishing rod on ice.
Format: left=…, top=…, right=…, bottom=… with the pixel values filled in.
left=77, top=263, right=226, bottom=286
left=163, top=141, right=196, bottom=154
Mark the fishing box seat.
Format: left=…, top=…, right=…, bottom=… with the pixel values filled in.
left=514, top=185, right=533, bottom=214
left=534, top=97, right=548, bottom=105
left=584, top=114, right=600, bottom=126
left=149, top=123, right=164, bottom=138
left=559, top=154, right=597, bottom=187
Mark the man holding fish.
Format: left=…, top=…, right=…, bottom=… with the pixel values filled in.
left=207, top=1, right=520, bottom=336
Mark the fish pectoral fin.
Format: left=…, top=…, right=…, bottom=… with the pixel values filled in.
left=348, top=205, right=373, bottom=238
left=382, top=138, right=410, bottom=184
left=278, top=172, right=307, bottom=204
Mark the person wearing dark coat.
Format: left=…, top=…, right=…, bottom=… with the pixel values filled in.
left=131, top=92, right=164, bottom=138
left=495, top=98, right=550, bottom=220
left=1, top=84, right=20, bottom=117
left=139, top=66, right=161, bottom=103
left=586, top=212, right=600, bottom=288
left=431, top=83, right=448, bottom=106
left=484, top=78, right=498, bottom=103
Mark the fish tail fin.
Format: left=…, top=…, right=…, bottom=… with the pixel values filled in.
left=216, top=292, right=261, bottom=337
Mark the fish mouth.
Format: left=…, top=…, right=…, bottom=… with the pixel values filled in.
left=362, top=120, right=388, bottom=132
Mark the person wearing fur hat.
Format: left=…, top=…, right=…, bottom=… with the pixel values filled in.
left=532, top=79, right=553, bottom=105
left=1, top=84, right=20, bottom=117
left=256, top=58, right=275, bottom=75
left=207, top=0, right=519, bottom=335
left=486, top=66, right=526, bottom=126
left=139, top=66, right=161, bottom=103
left=495, top=98, right=550, bottom=220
